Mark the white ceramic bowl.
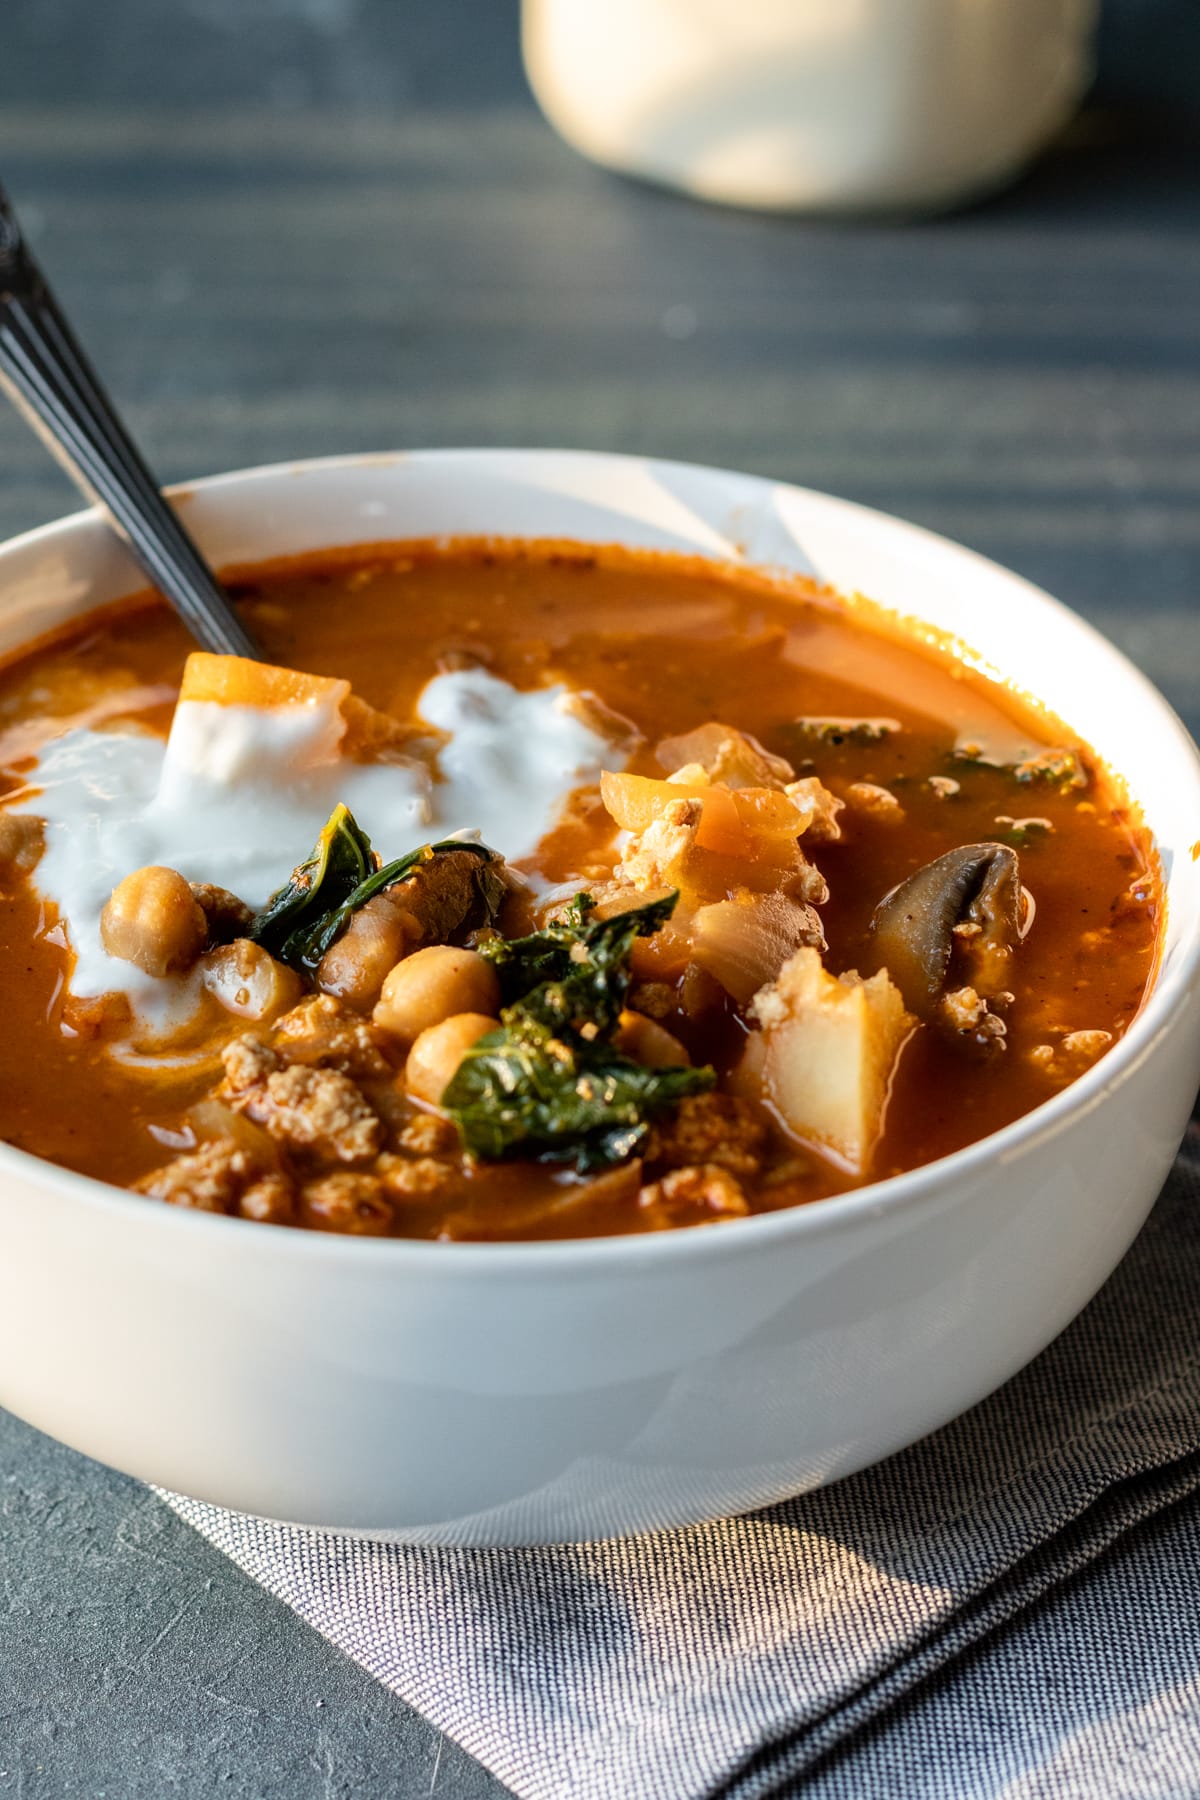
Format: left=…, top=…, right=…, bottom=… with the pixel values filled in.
left=2, top=450, right=1199, bottom=1546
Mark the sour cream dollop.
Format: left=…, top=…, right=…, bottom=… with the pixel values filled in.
left=8, top=666, right=627, bottom=1031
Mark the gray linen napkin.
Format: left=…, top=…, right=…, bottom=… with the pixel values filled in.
left=803, top=1497, right=1200, bottom=1799
left=163, top=1121, right=1200, bottom=1800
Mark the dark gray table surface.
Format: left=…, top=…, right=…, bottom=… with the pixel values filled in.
left=1, top=2, right=1198, bottom=1795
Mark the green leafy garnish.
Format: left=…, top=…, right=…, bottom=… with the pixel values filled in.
left=786, top=716, right=899, bottom=747
left=443, top=891, right=715, bottom=1171
left=305, top=839, right=502, bottom=969
left=948, top=743, right=1088, bottom=793
left=993, top=815, right=1054, bottom=849
left=474, top=892, right=598, bottom=1004
left=248, top=803, right=375, bottom=969
left=249, top=805, right=503, bottom=971
left=1012, top=747, right=1088, bottom=792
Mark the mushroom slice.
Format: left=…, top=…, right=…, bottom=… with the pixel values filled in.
left=867, top=842, right=1023, bottom=1025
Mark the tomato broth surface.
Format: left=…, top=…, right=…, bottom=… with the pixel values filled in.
left=0, top=543, right=1159, bottom=1239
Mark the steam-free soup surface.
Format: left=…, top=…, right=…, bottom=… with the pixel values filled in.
left=0, top=544, right=1158, bottom=1238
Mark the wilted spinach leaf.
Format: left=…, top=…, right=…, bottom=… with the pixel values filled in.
left=248, top=803, right=375, bottom=969
left=477, top=892, right=597, bottom=1003
left=305, top=838, right=502, bottom=968
left=993, top=815, right=1054, bottom=850
left=784, top=715, right=899, bottom=748
left=480, top=889, right=677, bottom=1015
left=444, top=1015, right=710, bottom=1170
left=444, top=890, right=714, bottom=1171
left=947, top=743, right=1088, bottom=793
left=249, top=804, right=502, bottom=971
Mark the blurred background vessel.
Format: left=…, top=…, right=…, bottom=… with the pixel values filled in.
left=523, top=0, right=1102, bottom=213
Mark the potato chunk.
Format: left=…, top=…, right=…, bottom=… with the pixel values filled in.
left=748, top=948, right=913, bottom=1175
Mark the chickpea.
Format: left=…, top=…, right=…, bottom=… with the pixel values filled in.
left=614, top=1009, right=691, bottom=1069
left=198, top=938, right=303, bottom=1022
left=100, top=865, right=208, bottom=976
left=405, top=1012, right=499, bottom=1106
left=373, top=946, right=501, bottom=1046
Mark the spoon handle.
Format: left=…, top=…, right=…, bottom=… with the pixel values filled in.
left=0, top=185, right=259, bottom=660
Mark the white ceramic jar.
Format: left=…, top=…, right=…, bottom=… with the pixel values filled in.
left=523, top=0, right=1100, bottom=213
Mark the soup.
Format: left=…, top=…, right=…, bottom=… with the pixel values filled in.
left=0, top=543, right=1159, bottom=1239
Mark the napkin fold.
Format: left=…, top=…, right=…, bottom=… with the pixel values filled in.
left=164, top=1123, right=1200, bottom=1800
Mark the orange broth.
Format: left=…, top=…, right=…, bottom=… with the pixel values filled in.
left=0, top=543, right=1160, bottom=1237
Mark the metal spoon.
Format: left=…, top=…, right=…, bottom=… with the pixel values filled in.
left=0, top=182, right=259, bottom=659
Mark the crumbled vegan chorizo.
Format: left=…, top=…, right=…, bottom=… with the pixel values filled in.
left=221, top=1057, right=384, bottom=1164
left=784, top=777, right=844, bottom=843
left=299, top=1155, right=452, bottom=1232
left=783, top=859, right=830, bottom=907
left=844, top=782, right=905, bottom=825
left=619, top=798, right=703, bottom=892
left=136, top=1138, right=250, bottom=1212
left=300, top=1170, right=397, bottom=1235
left=1029, top=1030, right=1113, bottom=1082
left=398, top=1111, right=459, bottom=1156
left=939, top=985, right=1007, bottom=1055
left=135, top=1136, right=295, bottom=1222
left=643, top=1092, right=766, bottom=1178
left=940, top=985, right=989, bottom=1032
left=271, top=994, right=395, bottom=1079
left=236, top=1172, right=297, bottom=1225
left=189, top=881, right=255, bottom=943
left=374, top=1153, right=455, bottom=1198
left=221, top=1035, right=280, bottom=1092
left=639, top=1162, right=750, bottom=1227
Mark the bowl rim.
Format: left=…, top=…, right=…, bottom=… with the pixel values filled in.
left=2, top=445, right=1198, bottom=1271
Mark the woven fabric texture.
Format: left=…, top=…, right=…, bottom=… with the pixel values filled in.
left=165, top=1127, right=1200, bottom=1800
